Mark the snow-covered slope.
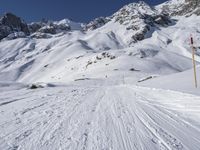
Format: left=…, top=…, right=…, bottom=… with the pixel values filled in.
left=156, top=0, right=200, bottom=16
left=0, top=13, right=199, bottom=84
left=1, top=0, right=200, bottom=150
left=140, top=66, right=200, bottom=95
left=85, top=1, right=171, bottom=45
left=1, top=83, right=200, bottom=150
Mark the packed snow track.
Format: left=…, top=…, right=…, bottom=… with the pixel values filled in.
left=0, top=84, right=200, bottom=150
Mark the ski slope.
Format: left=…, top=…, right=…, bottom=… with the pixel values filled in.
left=1, top=1, right=200, bottom=150
left=140, top=66, right=200, bottom=95
left=0, top=82, right=200, bottom=150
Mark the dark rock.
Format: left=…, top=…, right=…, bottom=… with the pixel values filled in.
left=110, top=2, right=171, bottom=44
left=0, top=13, right=29, bottom=40
left=3, top=32, right=26, bottom=40
left=153, top=14, right=171, bottom=26
left=28, top=22, right=43, bottom=33
left=132, top=33, right=145, bottom=41
left=38, top=26, right=57, bottom=34
left=160, top=0, right=200, bottom=16
left=29, top=21, right=71, bottom=35
left=30, top=32, right=52, bottom=39
left=83, top=17, right=110, bottom=31
left=130, top=68, right=140, bottom=71
left=28, top=84, right=44, bottom=89
left=0, top=13, right=29, bottom=33
left=110, top=55, right=116, bottom=60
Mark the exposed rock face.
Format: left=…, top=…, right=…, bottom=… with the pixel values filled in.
left=83, top=1, right=171, bottom=44
left=0, top=13, right=29, bottom=40
left=179, top=0, right=200, bottom=16
left=1, top=0, right=199, bottom=42
left=0, top=13, right=72, bottom=40
left=83, top=17, right=110, bottom=31
left=28, top=21, right=71, bottom=34
left=28, top=22, right=43, bottom=33
left=2, top=32, right=26, bottom=41
left=30, top=32, right=52, bottom=39
left=157, top=0, right=200, bottom=16
left=38, top=25, right=57, bottom=34
left=113, top=2, right=171, bottom=43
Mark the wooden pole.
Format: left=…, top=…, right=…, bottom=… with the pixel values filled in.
left=190, top=35, right=198, bottom=88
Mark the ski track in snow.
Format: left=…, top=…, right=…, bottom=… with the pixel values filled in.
left=0, top=85, right=200, bottom=150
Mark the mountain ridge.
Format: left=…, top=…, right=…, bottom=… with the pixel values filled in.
left=157, top=0, right=200, bottom=16
left=1, top=1, right=200, bottom=149
left=0, top=0, right=199, bottom=41
left=0, top=0, right=199, bottom=83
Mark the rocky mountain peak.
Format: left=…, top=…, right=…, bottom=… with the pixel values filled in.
left=113, top=2, right=170, bottom=43
left=84, top=1, right=170, bottom=44
left=116, top=1, right=156, bottom=16
left=0, top=13, right=81, bottom=40
left=157, top=0, right=200, bottom=16
left=0, top=12, right=29, bottom=40
left=1, top=13, right=25, bottom=27
left=2, top=0, right=199, bottom=43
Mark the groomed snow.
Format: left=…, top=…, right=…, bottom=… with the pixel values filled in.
left=0, top=2, right=200, bottom=150
left=0, top=82, right=200, bottom=150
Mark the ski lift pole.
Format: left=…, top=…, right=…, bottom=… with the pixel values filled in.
left=190, top=35, right=198, bottom=88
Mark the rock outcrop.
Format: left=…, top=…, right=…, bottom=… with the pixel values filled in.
left=157, top=0, right=200, bottom=16
left=1, top=0, right=200, bottom=42
left=84, top=1, right=171, bottom=44
left=0, top=13, right=29, bottom=40
left=28, top=21, right=71, bottom=34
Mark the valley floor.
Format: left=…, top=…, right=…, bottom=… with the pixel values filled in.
left=0, top=83, right=200, bottom=150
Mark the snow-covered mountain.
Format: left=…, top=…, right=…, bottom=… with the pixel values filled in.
left=0, top=1, right=200, bottom=150
left=157, top=0, right=200, bottom=16
left=85, top=1, right=171, bottom=44
left=0, top=0, right=199, bottom=84
left=0, top=13, right=29, bottom=40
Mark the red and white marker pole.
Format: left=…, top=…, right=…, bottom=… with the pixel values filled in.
left=190, top=35, right=198, bottom=88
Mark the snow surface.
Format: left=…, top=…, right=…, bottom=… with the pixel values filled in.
left=156, top=0, right=186, bottom=14
left=1, top=1, right=200, bottom=150
left=0, top=82, right=200, bottom=150
left=0, top=15, right=200, bottom=84
left=140, top=66, right=200, bottom=95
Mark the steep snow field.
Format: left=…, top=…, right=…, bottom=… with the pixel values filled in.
left=1, top=1, right=200, bottom=150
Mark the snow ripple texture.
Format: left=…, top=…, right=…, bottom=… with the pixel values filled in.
left=0, top=84, right=200, bottom=150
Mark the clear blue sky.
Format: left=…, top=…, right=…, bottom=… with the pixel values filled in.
left=0, top=0, right=167, bottom=23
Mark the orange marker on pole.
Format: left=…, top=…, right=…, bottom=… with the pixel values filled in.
left=190, top=35, right=198, bottom=88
